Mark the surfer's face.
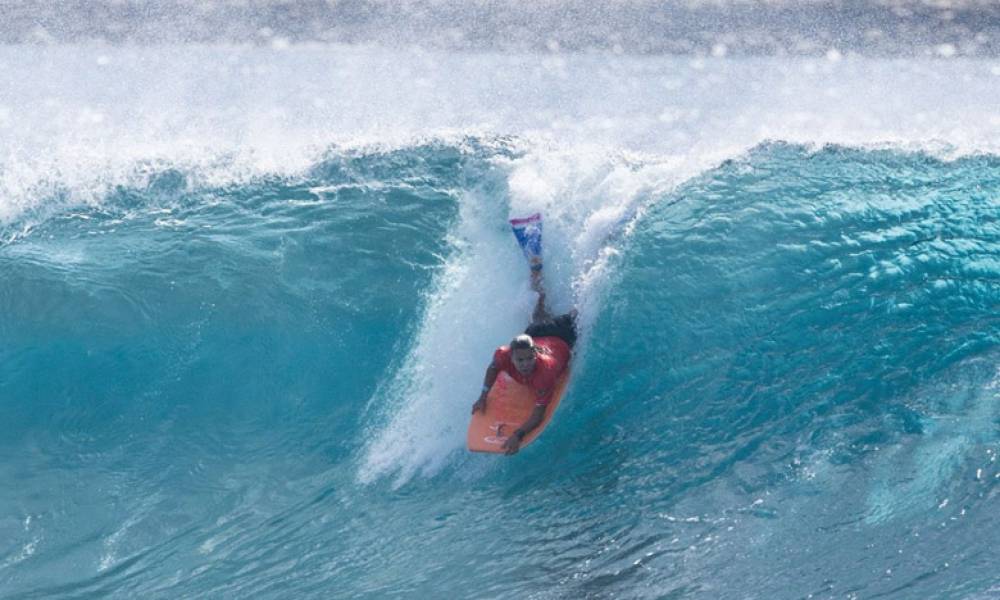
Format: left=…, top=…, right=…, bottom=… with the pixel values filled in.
left=512, top=347, right=537, bottom=375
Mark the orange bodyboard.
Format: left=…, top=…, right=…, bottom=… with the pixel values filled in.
left=467, top=369, right=570, bottom=453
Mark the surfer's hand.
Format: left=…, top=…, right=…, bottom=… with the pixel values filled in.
left=472, top=398, right=487, bottom=414
left=503, top=433, right=522, bottom=455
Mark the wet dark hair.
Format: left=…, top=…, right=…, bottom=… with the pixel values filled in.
left=510, top=334, right=535, bottom=351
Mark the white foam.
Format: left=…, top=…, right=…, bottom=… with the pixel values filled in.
left=4, top=46, right=1000, bottom=227
left=358, top=172, right=524, bottom=486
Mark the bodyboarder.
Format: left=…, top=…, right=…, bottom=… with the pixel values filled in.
left=471, top=271, right=577, bottom=455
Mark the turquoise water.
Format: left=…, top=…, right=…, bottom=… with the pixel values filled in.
left=2, top=46, right=1000, bottom=599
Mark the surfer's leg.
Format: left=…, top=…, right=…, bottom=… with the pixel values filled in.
left=532, top=291, right=552, bottom=324
left=530, top=267, right=543, bottom=292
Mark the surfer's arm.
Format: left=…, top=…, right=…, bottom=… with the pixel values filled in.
left=515, top=404, right=545, bottom=438
left=472, top=362, right=499, bottom=414
left=503, top=404, right=545, bottom=455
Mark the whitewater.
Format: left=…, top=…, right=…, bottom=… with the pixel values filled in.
left=1, top=42, right=999, bottom=599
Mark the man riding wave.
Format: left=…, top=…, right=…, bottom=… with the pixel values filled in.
left=472, top=279, right=577, bottom=455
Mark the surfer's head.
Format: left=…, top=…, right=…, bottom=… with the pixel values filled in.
left=510, top=334, right=537, bottom=375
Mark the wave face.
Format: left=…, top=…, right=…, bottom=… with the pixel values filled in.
left=2, top=45, right=1000, bottom=600
left=3, top=138, right=998, bottom=599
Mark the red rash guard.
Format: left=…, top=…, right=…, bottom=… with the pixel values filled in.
left=492, top=336, right=571, bottom=406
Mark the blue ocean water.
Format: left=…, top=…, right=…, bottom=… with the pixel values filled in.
left=1, top=43, right=1000, bottom=599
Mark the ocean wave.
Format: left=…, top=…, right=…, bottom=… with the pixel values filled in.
left=2, top=138, right=999, bottom=598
